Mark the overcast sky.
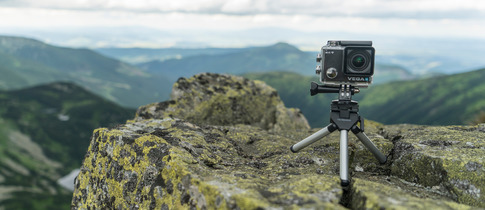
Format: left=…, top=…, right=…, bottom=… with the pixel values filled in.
left=0, top=0, right=484, bottom=48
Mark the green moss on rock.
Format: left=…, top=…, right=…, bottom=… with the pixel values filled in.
left=72, top=73, right=484, bottom=209
left=350, top=178, right=477, bottom=210
left=72, top=117, right=482, bottom=209
left=387, top=125, right=485, bottom=207
left=71, top=118, right=345, bottom=209
left=135, top=73, right=310, bottom=131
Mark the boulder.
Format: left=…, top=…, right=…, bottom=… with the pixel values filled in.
left=135, top=73, right=310, bottom=131
left=385, top=124, right=485, bottom=207
left=72, top=73, right=484, bottom=209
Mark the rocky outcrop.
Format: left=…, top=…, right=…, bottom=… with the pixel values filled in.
left=72, top=73, right=485, bottom=209
left=385, top=125, right=485, bottom=207
left=135, top=73, right=310, bottom=131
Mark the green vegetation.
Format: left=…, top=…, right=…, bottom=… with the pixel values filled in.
left=359, top=68, right=485, bottom=125
left=0, top=36, right=171, bottom=108
left=0, top=81, right=134, bottom=172
left=0, top=82, right=134, bottom=209
left=244, top=68, right=485, bottom=127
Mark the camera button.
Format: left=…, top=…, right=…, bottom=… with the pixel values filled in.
left=326, top=67, right=338, bottom=79
left=316, top=65, right=322, bottom=74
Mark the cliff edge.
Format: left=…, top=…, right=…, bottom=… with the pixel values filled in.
left=72, top=73, right=485, bottom=209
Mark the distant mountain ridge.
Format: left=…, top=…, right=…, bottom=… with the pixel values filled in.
left=0, top=35, right=171, bottom=108
left=137, top=42, right=315, bottom=80
left=102, top=42, right=415, bottom=85
left=0, top=81, right=134, bottom=209
left=95, top=47, right=243, bottom=64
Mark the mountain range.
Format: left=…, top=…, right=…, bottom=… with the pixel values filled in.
left=20, top=27, right=485, bottom=75
left=136, top=42, right=316, bottom=80
left=97, top=42, right=417, bottom=85
left=95, top=47, right=242, bottom=64
left=0, top=82, right=133, bottom=209
left=0, top=36, right=419, bottom=110
left=0, top=36, right=171, bottom=108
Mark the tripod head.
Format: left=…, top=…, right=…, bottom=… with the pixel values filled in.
left=310, top=82, right=360, bottom=100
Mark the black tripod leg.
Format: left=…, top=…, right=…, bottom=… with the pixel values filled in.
left=290, top=124, right=337, bottom=153
left=351, top=126, right=387, bottom=164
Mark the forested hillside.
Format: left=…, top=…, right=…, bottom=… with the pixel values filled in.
left=0, top=82, right=134, bottom=209
left=358, top=68, right=485, bottom=125
left=245, top=69, right=485, bottom=127
left=0, top=36, right=171, bottom=108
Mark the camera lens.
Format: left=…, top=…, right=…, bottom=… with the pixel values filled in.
left=346, top=49, right=371, bottom=73
left=352, top=55, right=366, bottom=68
left=345, top=47, right=374, bottom=76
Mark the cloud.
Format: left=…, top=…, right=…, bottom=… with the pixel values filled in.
left=1, top=0, right=484, bottom=49
left=2, top=0, right=484, bottom=19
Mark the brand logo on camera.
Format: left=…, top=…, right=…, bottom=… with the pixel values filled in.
left=347, top=77, right=369, bottom=82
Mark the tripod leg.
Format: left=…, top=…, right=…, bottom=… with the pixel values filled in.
left=340, top=130, right=350, bottom=186
left=290, top=124, right=337, bottom=153
left=351, top=126, right=387, bottom=164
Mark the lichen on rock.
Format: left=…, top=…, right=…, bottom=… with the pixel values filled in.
left=386, top=125, right=485, bottom=207
left=72, top=73, right=485, bottom=209
left=135, top=73, right=310, bottom=131
left=349, top=178, right=476, bottom=209
left=71, top=118, right=346, bottom=209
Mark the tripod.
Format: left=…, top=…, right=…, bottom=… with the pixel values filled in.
left=290, top=82, right=387, bottom=187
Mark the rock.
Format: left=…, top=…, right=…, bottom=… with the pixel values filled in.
left=385, top=125, right=485, bottom=207
left=72, top=74, right=484, bottom=209
left=135, top=73, right=310, bottom=131
left=349, top=178, right=475, bottom=209
left=71, top=118, right=348, bottom=209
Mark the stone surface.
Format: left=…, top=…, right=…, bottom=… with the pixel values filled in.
left=384, top=124, right=485, bottom=207
left=135, top=73, right=310, bottom=131
left=71, top=118, right=347, bottom=209
left=72, top=73, right=485, bottom=209
left=349, top=178, right=475, bottom=209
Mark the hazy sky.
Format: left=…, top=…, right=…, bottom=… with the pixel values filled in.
left=0, top=0, right=484, bottom=48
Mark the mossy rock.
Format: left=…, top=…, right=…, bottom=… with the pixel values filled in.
left=71, top=118, right=346, bottom=209
left=72, top=73, right=484, bottom=209
left=349, top=178, right=479, bottom=209
left=386, top=125, right=485, bottom=207
left=71, top=117, right=482, bottom=209
left=135, top=73, right=310, bottom=131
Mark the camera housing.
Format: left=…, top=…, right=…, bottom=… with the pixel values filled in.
left=316, top=40, right=375, bottom=87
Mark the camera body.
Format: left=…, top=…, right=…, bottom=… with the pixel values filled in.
left=317, top=40, right=375, bottom=87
